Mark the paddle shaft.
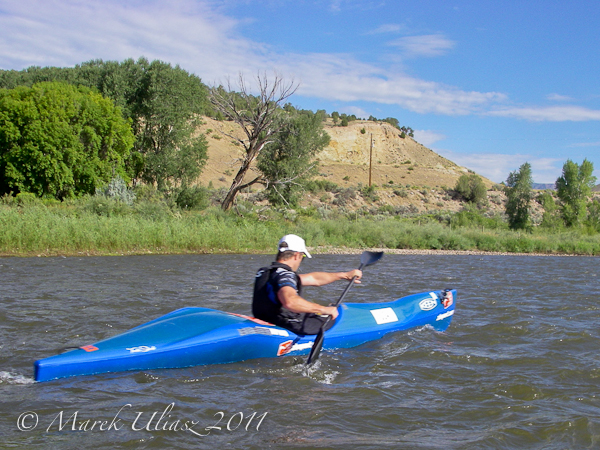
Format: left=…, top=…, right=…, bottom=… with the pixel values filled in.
left=306, top=251, right=383, bottom=366
left=320, top=263, right=365, bottom=328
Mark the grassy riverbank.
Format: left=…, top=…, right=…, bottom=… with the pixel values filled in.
left=1, top=200, right=600, bottom=256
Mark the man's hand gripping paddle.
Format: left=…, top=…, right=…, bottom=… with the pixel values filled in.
left=305, top=251, right=384, bottom=366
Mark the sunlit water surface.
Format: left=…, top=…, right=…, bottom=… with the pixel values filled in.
left=1, top=254, right=599, bottom=449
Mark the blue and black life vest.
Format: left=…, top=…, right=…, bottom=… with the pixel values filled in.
left=252, top=261, right=303, bottom=323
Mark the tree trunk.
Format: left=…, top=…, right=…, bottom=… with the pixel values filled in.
left=209, top=73, right=298, bottom=210
left=221, top=165, right=248, bottom=211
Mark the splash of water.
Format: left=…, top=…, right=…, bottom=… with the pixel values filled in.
left=0, top=371, right=35, bottom=385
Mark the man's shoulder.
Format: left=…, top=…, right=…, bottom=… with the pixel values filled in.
left=273, top=266, right=295, bottom=278
left=272, top=265, right=297, bottom=288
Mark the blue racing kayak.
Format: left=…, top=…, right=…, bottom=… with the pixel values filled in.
left=34, top=289, right=456, bottom=382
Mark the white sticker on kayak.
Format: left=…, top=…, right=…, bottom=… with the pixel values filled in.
left=419, top=295, right=438, bottom=311
left=277, top=340, right=314, bottom=356
left=269, top=328, right=290, bottom=337
left=126, top=345, right=156, bottom=353
left=436, top=310, right=454, bottom=321
left=370, top=307, right=399, bottom=325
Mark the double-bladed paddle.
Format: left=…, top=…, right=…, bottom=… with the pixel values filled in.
left=305, top=250, right=384, bottom=366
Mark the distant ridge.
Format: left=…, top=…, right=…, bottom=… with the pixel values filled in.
left=532, top=183, right=555, bottom=190
left=593, top=184, right=600, bottom=192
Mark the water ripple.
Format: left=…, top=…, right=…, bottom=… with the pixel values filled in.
left=1, top=254, right=599, bottom=449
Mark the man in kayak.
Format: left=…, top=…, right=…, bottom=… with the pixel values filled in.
left=253, top=234, right=362, bottom=335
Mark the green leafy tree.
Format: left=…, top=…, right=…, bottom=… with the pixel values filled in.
left=400, top=126, right=415, bottom=138
left=384, top=117, right=400, bottom=128
left=537, top=190, right=562, bottom=229
left=555, top=159, right=597, bottom=227
left=129, top=59, right=208, bottom=190
left=454, top=173, right=487, bottom=205
left=0, top=82, right=134, bottom=198
left=504, top=162, right=533, bottom=230
left=331, top=111, right=339, bottom=125
left=0, top=58, right=210, bottom=191
left=257, top=108, right=330, bottom=205
left=586, top=199, right=600, bottom=232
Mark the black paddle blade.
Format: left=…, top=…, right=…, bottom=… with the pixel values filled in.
left=306, top=327, right=325, bottom=366
left=360, top=251, right=384, bottom=268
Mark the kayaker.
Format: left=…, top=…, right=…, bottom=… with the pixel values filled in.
left=253, top=234, right=362, bottom=335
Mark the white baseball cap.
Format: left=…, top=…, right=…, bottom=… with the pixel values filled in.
left=278, top=234, right=312, bottom=258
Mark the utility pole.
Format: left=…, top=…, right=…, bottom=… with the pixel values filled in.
left=369, top=133, right=373, bottom=187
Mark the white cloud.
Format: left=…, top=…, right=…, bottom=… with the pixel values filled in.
left=0, top=0, right=259, bottom=81
left=414, top=130, right=446, bottom=147
left=339, top=105, right=370, bottom=119
left=287, top=53, right=507, bottom=115
left=329, top=0, right=343, bottom=12
left=434, top=149, right=563, bottom=183
left=569, top=141, right=600, bottom=148
left=488, top=106, right=600, bottom=122
left=365, top=24, right=403, bottom=35
left=547, top=93, right=573, bottom=102
left=387, top=34, right=455, bottom=57
left=0, top=0, right=505, bottom=117
left=2, top=0, right=597, bottom=126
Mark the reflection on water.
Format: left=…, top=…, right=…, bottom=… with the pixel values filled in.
left=1, top=254, right=599, bottom=449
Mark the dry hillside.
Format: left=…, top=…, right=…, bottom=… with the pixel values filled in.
left=197, top=117, right=504, bottom=214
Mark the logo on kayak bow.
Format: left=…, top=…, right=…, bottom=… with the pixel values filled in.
left=126, top=345, right=156, bottom=353
left=277, top=340, right=314, bottom=356
left=436, top=310, right=454, bottom=321
left=419, top=295, right=438, bottom=311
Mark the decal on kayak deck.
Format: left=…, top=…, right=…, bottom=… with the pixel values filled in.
left=126, top=345, right=156, bottom=353
left=442, top=291, right=453, bottom=309
left=80, top=345, right=99, bottom=352
left=419, top=295, right=438, bottom=311
left=370, top=307, right=399, bottom=325
left=238, top=327, right=290, bottom=337
left=277, top=340, right=314, bottom=356
left=436, top=310, right=454, bottom=321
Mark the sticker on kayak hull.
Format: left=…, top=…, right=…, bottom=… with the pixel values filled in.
left=80, top=345, right=99, bottom=352
left=370, top=307, right=399, bottom=324
left=277, top=340, right=314, bottom=356
left=126, top=345, right=156, bottom=353
left=238, top=327, right=289, bottom=337
left=436, top=310, right=454, bottom=321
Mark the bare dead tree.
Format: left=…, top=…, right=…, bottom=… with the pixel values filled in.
left=209, top=73, right=299, bottom=210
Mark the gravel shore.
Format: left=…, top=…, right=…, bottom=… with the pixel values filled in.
left=1, top=248, right=595, bottom=258
left=312, top=247, right=592, bottom=257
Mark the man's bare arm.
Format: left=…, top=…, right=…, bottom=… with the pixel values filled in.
left=277, top=286, right=339, bottom=319
left=299, top=269, right=362, bottom=287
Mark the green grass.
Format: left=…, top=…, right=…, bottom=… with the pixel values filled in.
left=1, top=201, right=599, bottom=256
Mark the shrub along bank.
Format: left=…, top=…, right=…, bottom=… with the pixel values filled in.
left=1, top=195, right=599, bottom=256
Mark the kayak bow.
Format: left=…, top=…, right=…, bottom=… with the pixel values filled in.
left=34, top=289, right=456, bottom=382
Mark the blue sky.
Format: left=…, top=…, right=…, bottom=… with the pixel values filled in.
left=1, top=0, right=599, bottom=183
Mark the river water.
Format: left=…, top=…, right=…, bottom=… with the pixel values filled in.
left=0, top=253, right=599, bottom=449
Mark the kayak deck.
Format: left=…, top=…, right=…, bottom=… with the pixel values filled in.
left=34, top=289, right=456, bottom=382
